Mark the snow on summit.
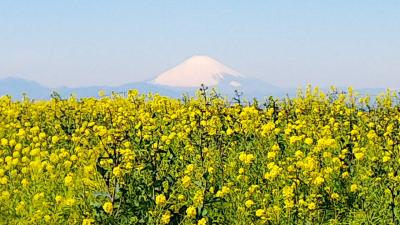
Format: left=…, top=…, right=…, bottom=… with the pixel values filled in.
left=153, top=55, right=243, bottom=87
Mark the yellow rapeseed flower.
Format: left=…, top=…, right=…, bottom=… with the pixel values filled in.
left=198, top=218, right=208, bottom=225
left=186, top=206, right=197, bottom=218
left=103, top=201, right=113, bottom=214
left=308, top=202, right=316, bottom=210
left=112, top=166, right=122, bottom=177
left=256, top=209, right=265, bottom=217
left=155, top=194, right=167, bottom=206
left=64, top=175, right=73, bottom=187
left=82, top=218, right=95, bottom=225
left=350, top=184, right=358, bottom=192
left=182, top=175, right=191, bottom=188
left=161, top=211, right=171, bottom=224
left=245, top=200, right=255, bottom=208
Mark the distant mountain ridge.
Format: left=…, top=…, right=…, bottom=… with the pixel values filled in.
left=0, top=56, right=394, bottom=100
left=0, top=77, right=52, bottom=99
left=0, top=77, right=184, bottom=99
left=0, top=76, right=393, bottom=101
left=1, top=56, right=289, bottom=99
left=0, top=77, right=289, bottom=100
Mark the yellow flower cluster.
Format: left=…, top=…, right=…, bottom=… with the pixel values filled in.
left=0, top=87, right=400, bottom=224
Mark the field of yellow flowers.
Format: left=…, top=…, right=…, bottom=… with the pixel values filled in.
left=1, top=87, right=400, bottom=224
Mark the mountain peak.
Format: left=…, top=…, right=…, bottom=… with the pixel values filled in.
left=153, top=55, right=243, bottom=87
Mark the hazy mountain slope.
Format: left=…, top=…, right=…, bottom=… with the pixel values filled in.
left=1, top=55, right=391, bottom=100
left=0, top=77, right=51, bottom=99
left=0, top=76, right=391, bottom=101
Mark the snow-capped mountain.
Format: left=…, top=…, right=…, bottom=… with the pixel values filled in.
left=152, top=55, right=284, bottom=97
left=153, top=55, right=244, bottom=88
left=0, top=55, right=292, bottom=99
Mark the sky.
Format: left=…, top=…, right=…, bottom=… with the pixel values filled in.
left=0, top=0, right=399, bottom=88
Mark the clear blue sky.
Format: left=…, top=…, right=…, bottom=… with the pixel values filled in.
left=0, top=0, right=399, bottom=88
